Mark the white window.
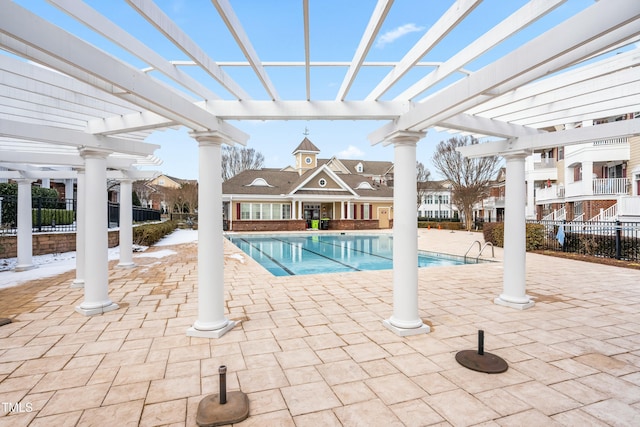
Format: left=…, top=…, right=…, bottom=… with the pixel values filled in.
left=305, top=156, right=312, bottom=164
left=363, top=203, right=370, bottom=220
left=319, top=178, right=327, bottom=187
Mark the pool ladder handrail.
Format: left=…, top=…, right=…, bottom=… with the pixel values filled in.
left=464, top=240, right=495, bottom=263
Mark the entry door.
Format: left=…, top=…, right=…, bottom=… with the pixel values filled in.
left=379, top=208, right=390, bottom=229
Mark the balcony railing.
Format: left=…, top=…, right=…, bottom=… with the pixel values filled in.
left=535, top=185, right=563, bottom=202
left=593, top=178, right=629, bottom=195
left=533, top=158, right=557, bottom=170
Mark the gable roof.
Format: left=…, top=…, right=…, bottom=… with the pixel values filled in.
left=222, top=165, right=394, bottom=199
left=292, top=137, right=320, bottom=154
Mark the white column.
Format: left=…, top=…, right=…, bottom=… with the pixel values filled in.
left=75, top=148, right=118, bottom=316
left=347, top=201, right=352, bottom=219
left=65, top=179, right=75, bottom=210
left=72, top=169, right=85, bottom=288
left=187, top=131, right=236, bottom=338
left=297, top=200, right=303, bottom=220
left=495, top=152, right=534, bottom=310
left=40, top=178, right=50, bottom=189
left=526, top=177, right=535, bottom=219
left=383, top=131, right=430, bottom=336
left=290, top=200, right=295, bottom=219
left=117, top=178, right=135, bottom=268
left=583, top=160, right=594, bottom=196
left=14, top=178, right=35, bottom=272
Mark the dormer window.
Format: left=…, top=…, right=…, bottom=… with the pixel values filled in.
left=356, top=162, right=363, bottom=173
left=247, top=178, right=271, bottom=187
left=356, top=181, right=374, bottom=190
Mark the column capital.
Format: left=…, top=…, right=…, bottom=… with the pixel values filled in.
left=190, top=130, right=235, bottom=146
left=14, top=177, right=35, bottom=184
left=78, top=146, right=112, bottom=159
left=384, top=130, right=426, bottom=146
left=501, top=149, right=530, bottom=160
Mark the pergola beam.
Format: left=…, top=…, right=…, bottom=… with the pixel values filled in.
left=365, top=0, right=481, bottom=101
left=126, top=0, right=249, bottom=100
left=0, top=119, right=159, bottom=156
left=336, top=0, right=393, bottom=101
left=0, top=2, right=244, bottom=138
left=50, top=0, right=222, bottom=102
left=457, top=119, right=640, bottom=158
left=396, top=0, right=566, bottom=101
left=202, top=100, right=412, bottom=120
left=369, top=0, right=640, bottom=144
left=438, top=114, right=546, bottom=139
left=211, top=0, right=279, bottom=101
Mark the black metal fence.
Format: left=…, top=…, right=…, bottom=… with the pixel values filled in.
left=0, top=196, right=77, bottom=233
left=529, top=220, right=640, bottom=262
left=108, top=202, right=161, bottom=228
left=0, top=195, right=161, bottom=233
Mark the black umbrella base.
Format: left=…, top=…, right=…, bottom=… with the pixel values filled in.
left=455, top=349, right=508, bottom=374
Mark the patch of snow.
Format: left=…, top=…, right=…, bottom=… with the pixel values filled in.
left=154, top=229, right=198, bottom=246
left=227, top=253, right=245, bottom=263
left=0, top=229, right=198, bottom=290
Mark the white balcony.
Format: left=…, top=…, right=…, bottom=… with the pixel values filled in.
left=535, top=185, right=563, bottom=202
left=593, top=178, right=629, bottom=195
left=483, top=196, right=505, bottom=208
left=566, top=178, right=629, bottom=198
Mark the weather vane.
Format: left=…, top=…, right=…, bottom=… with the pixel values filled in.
left=303, top=126, right=309, bottom=136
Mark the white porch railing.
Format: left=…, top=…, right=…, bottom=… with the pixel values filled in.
left=542, top=206, right=566, bottom=221
left=593, top=178, right=629, bottom=195
left=589, top=204, right=617, bottom=222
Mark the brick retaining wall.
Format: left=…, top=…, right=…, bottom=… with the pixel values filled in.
left=0, top=230, right=120, bottom=259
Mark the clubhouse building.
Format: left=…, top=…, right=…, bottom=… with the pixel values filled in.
left=222, top=138, right=395, bottom=231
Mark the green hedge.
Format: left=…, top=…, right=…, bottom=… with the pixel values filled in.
left=32, top=208, right=75, bottom=226
left=133, top=221, right=178, bottom=246
left=418, top=221, right=463, bottom=230
left=483, top=222, right=546, bottom=251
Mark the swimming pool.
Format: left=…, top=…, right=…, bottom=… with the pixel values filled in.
left=226, top=233, right=484, bottom=276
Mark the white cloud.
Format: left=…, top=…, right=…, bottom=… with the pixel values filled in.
left=376, top=23, right=425, bottom=48
left=337, top=145, right=365, bottom=159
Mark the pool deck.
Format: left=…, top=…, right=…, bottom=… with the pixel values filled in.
left=1, top=229, right=640, bottom=426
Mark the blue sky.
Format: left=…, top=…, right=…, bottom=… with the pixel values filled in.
left=19, top=0, right=598, bottom=180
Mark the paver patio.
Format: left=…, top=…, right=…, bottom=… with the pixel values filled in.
left=1, top=229, right=639, bottom=426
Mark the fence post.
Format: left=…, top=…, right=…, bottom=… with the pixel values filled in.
left=615, top=220, right=622, bottom=260
left=36, top=196, right=42, bottom=232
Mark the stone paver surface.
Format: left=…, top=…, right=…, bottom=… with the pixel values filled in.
left=1, top=229, right=640, bottom=426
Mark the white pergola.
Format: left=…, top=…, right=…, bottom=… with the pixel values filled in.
left=1, top=0, right=639, bottom=336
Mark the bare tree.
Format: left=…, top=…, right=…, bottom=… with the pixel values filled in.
left=416, top=161, right=431, bottom=210
left=221, top=146, right=265, bottom=181
left=432, top=136, right=501, bottom=231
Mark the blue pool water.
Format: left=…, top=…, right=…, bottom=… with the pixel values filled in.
left=226, top=233, right=482, bottom=276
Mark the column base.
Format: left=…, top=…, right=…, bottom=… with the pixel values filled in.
left=70, top=279, right=85, bottom=289
left=116, top=262, right=136, bottom=269
left=494, top=296, right=535, bottom=310
left=187, top=320, right=237, bottom=339
left=75, top=302, right=119, bottom=316
left=14, top=264, right=36, bottom=272
left=383, top=319, right=430, bottom=337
